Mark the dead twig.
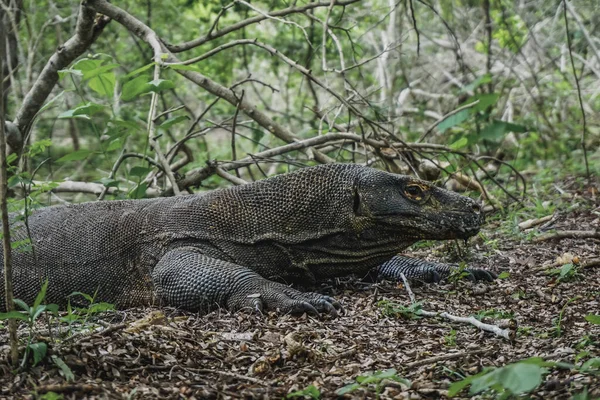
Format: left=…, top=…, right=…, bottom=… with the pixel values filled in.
left=518, top=214, right=554, bottom=230
left=417, top=309, right=515, bottom=341
left=533, top=230, right=600, bottom=243
left=36, top=384, right=100, bottom=394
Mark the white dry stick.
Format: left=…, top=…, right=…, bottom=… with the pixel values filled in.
left=400, top=272, right=513, bottom=341
left=418, top=310, right=513, bottom=341
left=399, top=273, right=416, bottom=304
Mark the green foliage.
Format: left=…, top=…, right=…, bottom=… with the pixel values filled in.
left=585, top=314, right=600, bottom=325
left=448, top=357, right=549, bottom=398
left=449, top=356, right=600, bottom=398
left=474, top=308, right=514, bottom=320
left=286, top=384, right=321, bottom=399
left=336, top=369, right=410, bottom=399
left=444, top=329, right=457, bottom=347
left=546, top=263, right=581, bottom=283
left=377, top=300, right=422, bottom=320
left=0, top=280, right=58, bottom=367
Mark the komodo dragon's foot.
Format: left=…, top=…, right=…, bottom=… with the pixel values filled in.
left=153, top=247, right=341, bottom=316
left=377, top=255, right=496, bottom=283
left=228, top=279, right=341, bottom=317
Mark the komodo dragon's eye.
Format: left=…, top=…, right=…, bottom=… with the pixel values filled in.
left=404, top=184, right=426, bottom=201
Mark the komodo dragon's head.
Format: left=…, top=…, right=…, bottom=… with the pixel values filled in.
left=353, top=168, right=484, bottom=241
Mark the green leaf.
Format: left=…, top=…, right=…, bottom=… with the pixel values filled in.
left=88, top=72, right=116, bottom=97
left=32, top=305, right=47, bottom=322
left=121, top=75, right=152, bottom=101
left=158, top=115, right=189, bottom=131
left=128, top=182, right=148, bottom=199
left=335, top=383, right=361, bottom=396
left=46, top=304, right=60, bottom=315
left=87, top=302, right=115, bottom=313
left=498, top=271, right=510, bottom=279
left=129, top=166, right=154, bottom=177
left=437, top=109, right=471, bottom=133
left=58, top=102, right=105, bottom=119
left=29, top=342, right=48, bottom=366
left=480, top=120, right=528, bottom=142
left=148, top=79, right=175, bottom=92
left=68, top=291, right=94, bottom=303
left=449, top=136, right=469, bottom=150
left=448, top=374, right=478, bottom=397
left=52, top=355, right=75, bottom=382
left=81, top=63, right=120, bottom=80
left=585, top=314, right=600, bottom=325
left=462, top=74, right=492, bottom=93
left=33, top=279, right=49, bottom=311
left=498, top=363, right=544, bottom=394
left=56, top=149, right=95, bottom=163
left=13, top=298, right=30, bottom=312
left=0, top=310, right=29, bottom=321
left=286, top=385, right=321, bottom=399
left=580, top=358, right=600, bottom=372
left=124, top=62, right=156, bottom=79
left=106, top=137, right=126, bottom=152
left=468, top=93, right=499, bottom=112
left=97, top=177, right=120, bottom=188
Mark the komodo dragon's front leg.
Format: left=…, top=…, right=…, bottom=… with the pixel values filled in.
left=152, top=247, right=340, bottom=316
left=376, top=255, right=496, bottom=283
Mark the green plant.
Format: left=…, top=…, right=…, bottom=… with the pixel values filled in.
left=445, top=329, right=457, bottom=347
left=448, top=357, right=550, bottom=398
left=474, top=308, right=514, bottom=320
left=447, top=263, right=473, bottom=283
left=0, top=280, right=58, bottom=367
left=377, top=300, right=422, bottom=320
left=449, top=356, right=600, bottom=398
left=546, top=263, right=581, bottom=283
left=286, top=384, right=321, bottom=399
left=335, top=369, right=410, bottom=399
left=552, top=296, right=580, bottom=337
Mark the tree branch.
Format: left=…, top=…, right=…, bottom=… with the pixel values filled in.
left=10, top=3, right=109, bottom=152
left=164, top=0, right=361, bottom=53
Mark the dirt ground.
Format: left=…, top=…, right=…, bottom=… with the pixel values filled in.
left=1, top=179, right=599, bottom=399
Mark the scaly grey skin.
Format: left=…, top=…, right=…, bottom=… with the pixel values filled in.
left=0, top=164, right=494, bottom=315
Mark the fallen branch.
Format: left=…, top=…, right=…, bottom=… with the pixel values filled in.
left=518, top=214, right=554, bottom=230
left=417, top=309, right=515, bottom=341
left=532, top=230, right=600, bottom=242
left=36, top=384, right=100, bottom=394
left=400, top=272, right=513, bottom=341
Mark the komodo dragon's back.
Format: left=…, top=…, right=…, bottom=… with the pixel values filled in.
left=0, top=164, right=494, bottom=314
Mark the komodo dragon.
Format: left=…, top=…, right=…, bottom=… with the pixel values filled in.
left=0, top=163, right=494, bottom=315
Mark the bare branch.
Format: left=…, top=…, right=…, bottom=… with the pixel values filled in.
left=165, top=0, right=361, bottom=53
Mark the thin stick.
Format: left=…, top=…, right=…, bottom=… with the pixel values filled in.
left=533, top=230, right=600, bottom=243
left=418, top=309, right=513, bottom=341
left=0, top=9, right=19, bottom=367
left=563, top=0, right=590, bottom=182
left=401, top=271, right=512, bottom=340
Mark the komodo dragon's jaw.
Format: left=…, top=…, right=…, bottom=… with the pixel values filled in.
left=354, top=170, right=484, bottom=241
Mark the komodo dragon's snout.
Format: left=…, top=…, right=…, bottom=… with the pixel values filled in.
left=353, top=170, right=484, bottom=241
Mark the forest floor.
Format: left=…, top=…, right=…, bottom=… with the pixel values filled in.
left=0, top=176, right=599, bottom=399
